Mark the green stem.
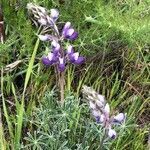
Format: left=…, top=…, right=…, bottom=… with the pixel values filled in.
left=99, top=129, right=107, bottom=150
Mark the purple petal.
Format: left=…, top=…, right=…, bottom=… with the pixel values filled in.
left=95, top=116, right=101, bottom=123
left=74, top=56, right=85, bottom=65
left=42, top=57, right=53, bottom=66
left=69, top=54, right=76, bottom=63
left=68, top=31, right=78, bottom=40
left=62, top=22, right=78, bottom=40
left=58, top=64, right=65, bottom=72
left=113, top=113, right=125, bottom=124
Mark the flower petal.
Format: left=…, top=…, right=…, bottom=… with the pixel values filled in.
left=42, top=57, right=53, bottom=66
left=108, top=128, right=117, bottom=139
left=58, top=57, right=65, bottom=72
left=58, top=64, right=65, bottom=72
left=89, top=101, right=96, bottom=109
left=68, top=31, right=78, bottom=40
left=51, top=40, right=60, bottom=55
left=97, top=94, right=105, bottom=104
left=113, top=113, right=125, bottom=124
left=67, top=45, right=74, bottom=55
left=50, top=9, right=59, bottom=21
left=74, top=56, right=85, bottom=65
left=104, top=103, right=110, bottom=115
left=38, top=18, right=47, bottom=25
left=38, top=34, right=49, bottom=41
left=92, top=110, right=100, bottom=117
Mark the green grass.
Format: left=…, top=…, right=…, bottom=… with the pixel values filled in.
left=0, top=0, right=149, bottom=149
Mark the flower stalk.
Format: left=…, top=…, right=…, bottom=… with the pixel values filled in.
left=82, top=85, right=126, bottom=148
left=27, top=3, right=85, bottom=105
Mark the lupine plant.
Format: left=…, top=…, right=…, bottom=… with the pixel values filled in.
left=82, top=85, right=126, bottom=149
left=27, top=3, right=85, bottom=105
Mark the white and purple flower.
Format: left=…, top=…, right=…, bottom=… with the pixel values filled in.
left=62, top=22, right=78, bottom=40
left=51, top=40, right=60, bottom=55
left=91, top=102, right=125, bottom=139
left=42, top=52, right=58, bottom=66
left=69, top=52, right=85, bottom=65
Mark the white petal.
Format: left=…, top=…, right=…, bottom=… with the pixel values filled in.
left=48, top=53, right=54, bottom=60
left=104, top=103, right=110, bottom=114
left=96, top=100, right=104, bottom=108
left=67, top=28, right=74, bottom=36
left=73, top=52, right=79, bottom=60
left=114, top=113, right=125, bottom=123
left=108, top=128, right=116, bottom=139
left=89, top=101, right=96, bottom=109
left=38, top=35, right=49, bottom=41
left=51, top=40, right=60, bottom=49
left=97, top=94, right=105, bottom=103
left=59, top=57, right=64, bottom=64
left=92, top=110, right=100, bottom=117
left=38, top=18, right=47, bottom=25
left=46, top=16, right=53, bottom=25
left=51, top=40, right=57, bottom=47
left=50, top=9, right=59, bottom=20
left=99, top=114, right=105, bottom=123
left=64, top=22, right=71, bottom=29
left=67, top=45, right=73, bottom=53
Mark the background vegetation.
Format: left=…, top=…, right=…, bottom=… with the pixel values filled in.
left=0, top=0, right=149, bottom=149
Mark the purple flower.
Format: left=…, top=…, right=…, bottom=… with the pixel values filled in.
left=51, top=40, right=60, bottom=55
left=42, top=52, right=58, bottom=66
left=58, top=57, right=65, bottom=72
left=42, top=57, right=53, bottom=66
left=69, top=52, right=85, bottom=65
left=62, top=22, right=78, bottom=40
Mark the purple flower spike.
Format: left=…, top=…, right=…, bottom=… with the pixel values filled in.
left=50, top=9, right=59, bottom=21
left=113, top=113, right=125, bottom=124
left=58, top=57, right=65, bottom=72
left=62, top=22, right=78, bottom=40
left=42, top=56, right=53, bottom=66
left=108, top=128, right=117, bottom=139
